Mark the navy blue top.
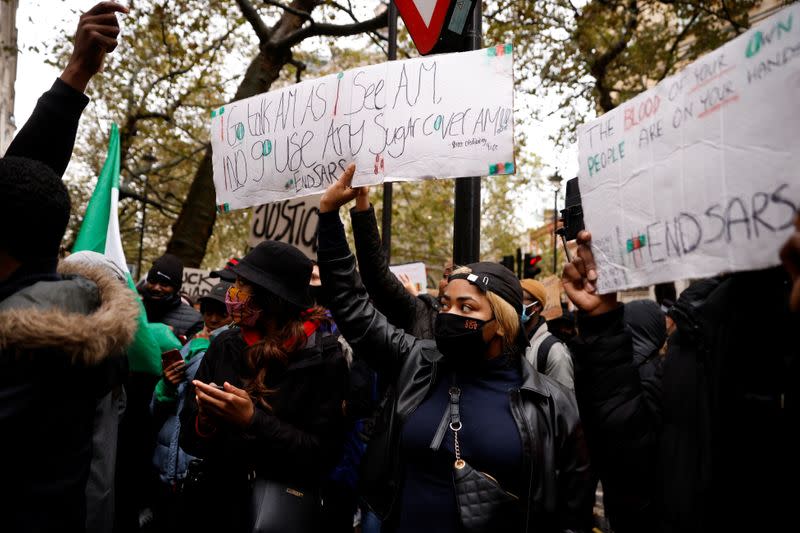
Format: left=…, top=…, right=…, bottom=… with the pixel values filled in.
left=396, top=355, right=524, bottom=533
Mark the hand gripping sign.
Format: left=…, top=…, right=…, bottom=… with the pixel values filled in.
left=210, top=45, right=515, bottom=213
left=576, top=4, right=800, bottom=293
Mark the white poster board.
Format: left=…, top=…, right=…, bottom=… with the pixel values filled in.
left=210, top=45, right=515, bottom=211
left=577, top=4, right=800, bottom=294
left=182, top=268, right=220, bottom=300
left=389, top=262, right=428, bottom=293
left=249, top=194, right=321, bottom=259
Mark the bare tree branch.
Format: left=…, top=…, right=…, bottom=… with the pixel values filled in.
left=133, top=112, right=172, bottom=122
left=270, top=8, right=388, bottom=50
left=588, top=0, right=639, bottom=112
left=720, top=0, right=745, bottom=34
left=236, top=0, right=271, bottom=43
left=327, top=2, right=388, bottom=51
left=329, top=0, right=358, bottom=22
left=657, top=11, right=700, bottom=81
left=263, top=0, right=313, bottom=21
left=287, top=52, right=307, bottom=83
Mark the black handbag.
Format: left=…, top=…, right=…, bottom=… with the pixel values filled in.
left=430, top=379, right=520, bottom=533
left=249, top=474, right=319, bottom=533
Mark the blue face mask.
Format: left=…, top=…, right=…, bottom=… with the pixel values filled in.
left=521, top=302, right=538, bottom=324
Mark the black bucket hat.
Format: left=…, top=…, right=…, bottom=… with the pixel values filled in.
left=228, top=241, right=313, bottom=309
left=210, top=257, right=239, bottom=283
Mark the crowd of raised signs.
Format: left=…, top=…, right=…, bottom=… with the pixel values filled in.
left=1, top=3, right=798, bottom=533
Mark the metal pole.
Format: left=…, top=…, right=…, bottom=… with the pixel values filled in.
left=137, top=175, right=148, bottom=279
left=452, top=0, right=482, bottom=266
left=381, top=1, right=399, bottom=261
left=552, top=188, right=558, bottom=273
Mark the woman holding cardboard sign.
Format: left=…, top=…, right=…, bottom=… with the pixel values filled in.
left=316, top=164, right=594, bottom=533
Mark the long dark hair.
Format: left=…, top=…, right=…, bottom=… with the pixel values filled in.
left=244, top=286, right=329, bottom=409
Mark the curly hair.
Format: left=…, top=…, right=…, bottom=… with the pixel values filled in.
left=244, top=286, right=330, bottom=409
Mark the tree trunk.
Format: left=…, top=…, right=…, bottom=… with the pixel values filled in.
left=166, top=49, right=289, bottom=266
left=166, top=0, right=319, bottom=266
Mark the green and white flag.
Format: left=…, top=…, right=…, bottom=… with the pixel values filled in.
left=73, top=123, right=178, bottom=374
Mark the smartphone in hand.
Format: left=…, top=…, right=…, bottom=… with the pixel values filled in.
left=161, top=349, right=183, bottom=371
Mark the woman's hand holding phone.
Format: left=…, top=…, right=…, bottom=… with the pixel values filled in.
left=193, top=380, right=255, bottom=429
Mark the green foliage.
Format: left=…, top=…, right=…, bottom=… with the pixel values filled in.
left=43, top=0, right=538, bottom=273
left=42, top=0, right=791, bottom=272
left=485, top=0, right=784, bottom=147
left=44, top=0, right=250, bottom=273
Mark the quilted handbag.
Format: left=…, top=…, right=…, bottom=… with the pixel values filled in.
left=249, top=476, right=318, bottom=533
left=452, top=458, right=520, bottom=531
left=430, top=379, right=520, bottom=532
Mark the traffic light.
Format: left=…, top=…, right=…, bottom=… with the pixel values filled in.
left=523, top=253, right=542, bottom=279
left=499, top=255, right=515, bottom=273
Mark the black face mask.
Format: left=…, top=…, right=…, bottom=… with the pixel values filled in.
left=141, top=287, right=180, bottom=319
left=434, top=313, right=495, bottom=369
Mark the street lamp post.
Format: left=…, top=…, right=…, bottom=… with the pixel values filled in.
left=136, top=152, right=157, bottom=279
left=548, top=171, right=563, bottom=274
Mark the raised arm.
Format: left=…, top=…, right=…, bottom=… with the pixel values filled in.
left=317, top=165, right=422, bottom=378
left=350, top=192, right=420, bottom=331
left=563, top=231, right=661, bottom=531
left=4, top=2, right=128, bottom=176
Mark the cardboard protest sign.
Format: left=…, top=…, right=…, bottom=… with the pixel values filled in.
left=389, top=262, right=428, bottom=293
left=577, top=4, right=800, bottom=294
left=249, top=194, right=321, bottom=259
left=210, top=45, right=514, bottom=211
left=182, top=268, right=220, bottom=300
left=540, top=276, right=564, bottom=321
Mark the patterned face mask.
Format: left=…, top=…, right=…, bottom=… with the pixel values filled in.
left=225, top=285, right=262, bottom=327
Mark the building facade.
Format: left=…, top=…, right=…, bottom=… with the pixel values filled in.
left=0, top=0, right=18, bottom=155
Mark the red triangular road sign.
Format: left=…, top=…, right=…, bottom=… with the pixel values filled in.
left=395, top=0, right=454, bottom=55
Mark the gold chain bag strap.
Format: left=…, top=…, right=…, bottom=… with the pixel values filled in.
left=429, top=378, right=520, bottom=532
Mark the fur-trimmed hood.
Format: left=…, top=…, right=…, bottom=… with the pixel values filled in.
left=0, top=261, right=139, bottom=365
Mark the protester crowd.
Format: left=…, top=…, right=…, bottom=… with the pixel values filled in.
left=1, top=3, right=798, bottom=533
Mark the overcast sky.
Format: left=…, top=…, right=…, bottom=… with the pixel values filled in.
left=13, top=0, right=578, bottom=230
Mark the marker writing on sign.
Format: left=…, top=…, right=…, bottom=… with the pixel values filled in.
left=587, top=141, right=625, bottom=177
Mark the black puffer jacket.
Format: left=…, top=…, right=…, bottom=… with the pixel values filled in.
left=351, top=205, right=438, bottom=339
left=160, top=301, right=203, bottom=338
left=318, top=213, right=594, bottom=533
left=571, top=268, right=799, bottom=533
left=141, top=294, right=203, bottom=338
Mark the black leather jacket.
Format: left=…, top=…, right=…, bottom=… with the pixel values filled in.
left=318, top=244, right=594, bottom=533
left=351, top=205, right=438, bottom=339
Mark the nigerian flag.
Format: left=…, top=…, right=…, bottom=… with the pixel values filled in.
left=73, top=123, right=178, bottom=375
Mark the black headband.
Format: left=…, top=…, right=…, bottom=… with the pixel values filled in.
left=448, top=262, right=523, bottom=315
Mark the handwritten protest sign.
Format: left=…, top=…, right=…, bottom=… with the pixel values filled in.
left=182, top=268, right=220, bottom=300
left=210, top=45, right=514, bottom=211
left=389, top=262, right=428, bottom=293
left=249, top=194, right=321, bottom=259
left=577, top=4, right=800, bottom=294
